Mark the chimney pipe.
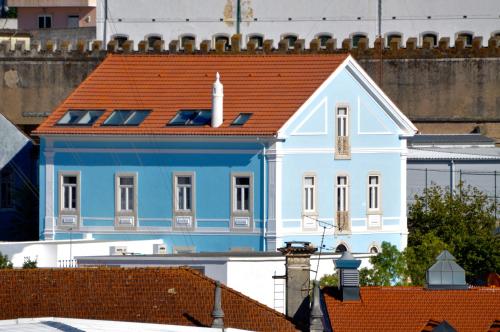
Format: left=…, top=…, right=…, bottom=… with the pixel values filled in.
left=335, top=251, right=361, bottom=301
left=278, top=241, right=317, bottom=322
left=211, top=281, right=224, bottom=328
left=212, top=72, right=223, bottom=128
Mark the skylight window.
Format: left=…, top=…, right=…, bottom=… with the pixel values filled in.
left=231, top=113, right=252, bottom=126
left=57, top=110, right=104, bottom=126
left=103, top=110, right=151, bottom=126
left=168, top=110, right=212, bottom=126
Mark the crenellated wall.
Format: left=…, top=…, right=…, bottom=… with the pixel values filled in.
left=0, top=35, right=499, bottom=140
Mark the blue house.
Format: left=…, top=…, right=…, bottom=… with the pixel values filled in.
left=0, top=113, right=38, bottom=241
left=35, top=54, right=416, bottom=253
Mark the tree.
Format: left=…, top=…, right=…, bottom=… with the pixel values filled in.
left=0, top=252, right=13, bottom=269
left=359, top=241, right=409, bottom=286
left=408, top=184, right=500, bottom=283
left=22, top=257, right=37, bottom=269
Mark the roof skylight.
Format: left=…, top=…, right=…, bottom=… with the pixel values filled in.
left=57, top=110, right=104, bottom=126
left=103, top=110, right=151, bottom=126
left=168, top=110, right=212, bottom=126
left=231, top=113, right=252, bottom=126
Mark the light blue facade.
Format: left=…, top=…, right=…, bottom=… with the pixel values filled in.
left=39, top=56, right=416, bottom=253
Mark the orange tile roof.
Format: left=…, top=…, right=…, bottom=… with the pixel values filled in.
left=0, top=267, right=298, bottom=331
left=323, top=286, right=500, bottom=332
left=33, top=53, right=348, bottom=136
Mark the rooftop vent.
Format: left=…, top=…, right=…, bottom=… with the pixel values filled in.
left=57, top=109, right=104, bottom=126
left=426, top=250, right=467, bottom=290
left=335, top=251, right=361, bottom=301
left=212, top=72, right=223, bottom=128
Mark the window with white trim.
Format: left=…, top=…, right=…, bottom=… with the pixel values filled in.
left=335, top=106, right=350, bottom=158
left=61, top=175, right=77, bottom=211
left=38, top=15, right=52, bottom=29
left=180, top=35, right=196, bottom=49
left=337, top=176, right=348, bottom=212
left=351, top=33, right=367, bottom=48
left=233, top=176, right=250, bottom=212
left=303, top=176, right=315, bottom=212
left=175, top=175, right=192, bottom=211
left=118, top=176, right=134, bottom=212
left=368, top=175, right=380, bottom=211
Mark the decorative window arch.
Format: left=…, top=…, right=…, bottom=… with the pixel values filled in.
left=179, top=34, right=196, bottom=50
left=456, top=31, right=474, bottom=46
left=281, top=33, right=298, bottom=49
left=145, top=34, right=162, bottom=50
left=420, top=31, right=438, bottom=47
left=385, top=32, right=403, bottom=48
left=368, top=243, right=381, bottom=254
left=315, top=33, right=333, bottom=49
left=111, top=34, right=129, bottom=48
left=213, top=34, right=231, bottom=51
left=350, top=32, right=368, bottom=48
left=335, top=242, right=350, bottom=253
left=247, top=33, right=264, bottom=49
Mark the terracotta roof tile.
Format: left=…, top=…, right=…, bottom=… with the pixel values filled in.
left=33, top=54, right=348, bottom=136
left=323, top=286, right=500, bottom=332
left=0, top=267, right=298, bottom=331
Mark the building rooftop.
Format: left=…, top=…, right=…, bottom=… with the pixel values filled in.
left=323, top=286, right=500, bottom=332
left=0, top=267, right=297, bottom=332
left=33, top=53, right=348, bottom=137
left=408, top=134, right=495, bottom=147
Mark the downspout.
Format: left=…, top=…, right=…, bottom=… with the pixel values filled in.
left=236, top=0, right=241, bottom=35
left=450, top=159, right=455, bottom=195
left=257, top=138, right=267, bottom=251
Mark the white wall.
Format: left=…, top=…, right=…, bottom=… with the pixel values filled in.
left=96, top=0, right=500, bottom=47
left=0, top=239, right=163, bottom=267
left=0, top=18, right=17, bottom=29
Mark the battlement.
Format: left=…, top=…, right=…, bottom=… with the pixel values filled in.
left=0, top=34, right=499, bottom=59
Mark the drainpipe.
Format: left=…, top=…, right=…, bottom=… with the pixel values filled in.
left=257, top=138, right=267, bottom=251
left=450, top=159, right=455, bottom=195
left=236, top=0, right=241, bottom=35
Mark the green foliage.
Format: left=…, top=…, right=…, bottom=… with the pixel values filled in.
left=359, top=242, right=409, bottom=286
left=319, top=272, right=338, bottom=287
left=408, top=184, right=500, bottom=283
left=0, top=252, right=13, bottom=269
left=22, top=257, right=37, bottom=269
left=5, top=7, right=17, bottom=18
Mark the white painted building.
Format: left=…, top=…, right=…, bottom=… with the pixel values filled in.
left=97, top=0, right=500, bottom=48
left=76, top=251, right=373, bottom=313
left=0, top=238, right=163, bottom=267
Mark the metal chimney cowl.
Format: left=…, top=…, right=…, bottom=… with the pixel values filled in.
left=335, top=251, right=362, bottom=301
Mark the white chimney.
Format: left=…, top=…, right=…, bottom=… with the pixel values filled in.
left=212, top=72, right=223, bottom=128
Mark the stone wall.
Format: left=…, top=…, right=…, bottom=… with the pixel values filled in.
left=0, top=36, right=499, bottom=140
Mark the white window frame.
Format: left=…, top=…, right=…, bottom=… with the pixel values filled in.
left=367, top=174, right=381, bottom=212
left=336, top=175, right=349, bottom=212
left=303, top=175, right=316, bottom=213
left=456, top=31, right=474, bottom=47
left=420, top=31, right=439, bottom=47
left=38, top=15, right=52, bottom=29
left=231, top=173, right=253, bottom=230
left=58, top=171, right=80, bottom=228
left=175, top=175, right=193, bottom=211
left=61, top=175, right=78, bottom=211
left=335, top=104, right=350, bottom=159
left=115, top=173, right=137, bottom=228
left=172, top=172, right=196, bottom=230
left=213, top=33, right=231, bottom=50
